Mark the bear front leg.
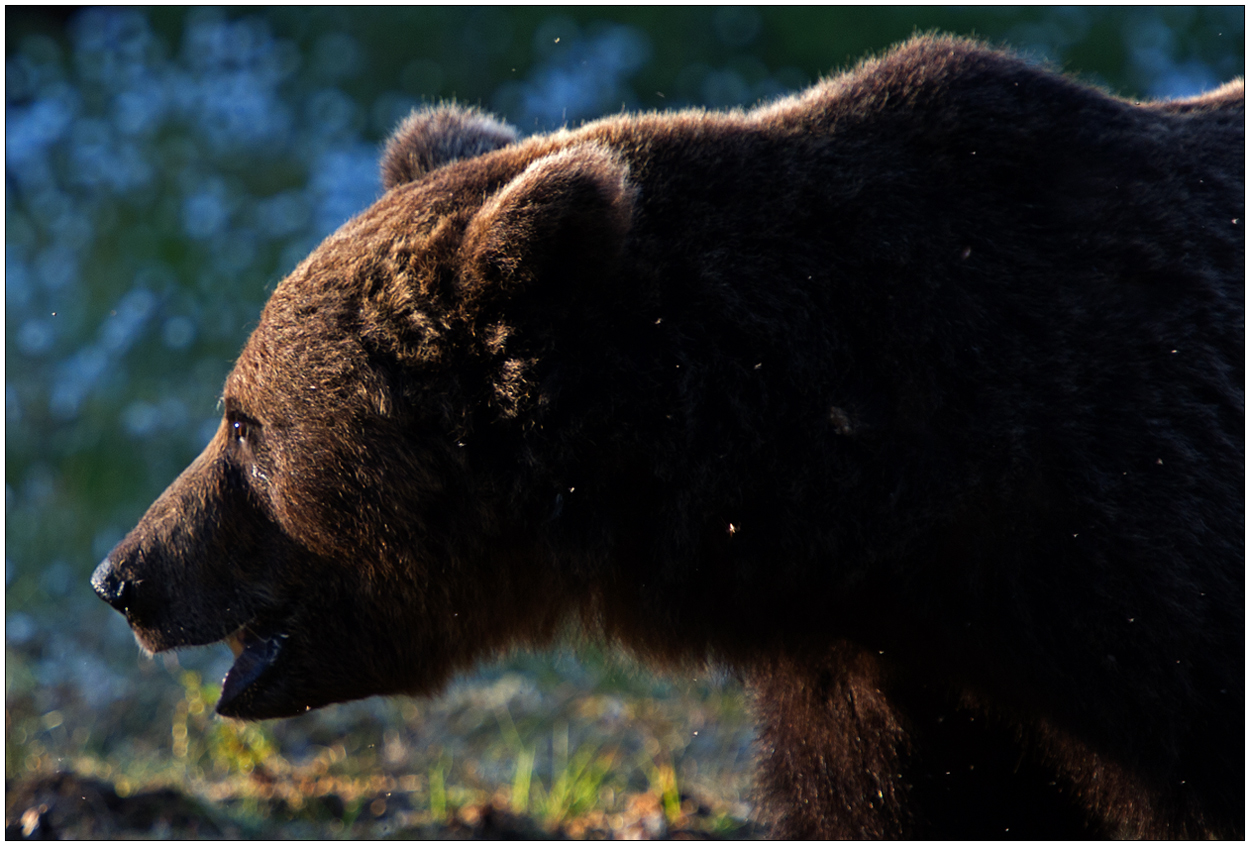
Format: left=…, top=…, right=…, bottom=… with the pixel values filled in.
left=751, top=645, right=1106, bottom=838
left=750, top=645, right=912, bottom=839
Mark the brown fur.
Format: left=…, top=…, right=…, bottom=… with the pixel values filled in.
left=380, top=106, right=517, bottom=190
left=93, top=37, right=1243, bottom=837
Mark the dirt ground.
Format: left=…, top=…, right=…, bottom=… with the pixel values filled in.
left=6, top=630, right=760, bottom=840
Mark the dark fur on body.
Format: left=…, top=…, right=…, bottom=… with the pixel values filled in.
left=92, top=37, right=1243, bottom=837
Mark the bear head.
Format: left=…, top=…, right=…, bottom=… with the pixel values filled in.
left=92, top=105, right=637, bottom=719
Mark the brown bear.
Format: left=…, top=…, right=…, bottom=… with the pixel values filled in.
left=92, top=36, right=1243, bottom=838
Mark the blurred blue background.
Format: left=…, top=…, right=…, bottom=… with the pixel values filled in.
left=5, top=5, right=1245, bottom=786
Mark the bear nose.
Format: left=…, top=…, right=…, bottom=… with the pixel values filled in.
left=90, top=558, right=133, bottom=613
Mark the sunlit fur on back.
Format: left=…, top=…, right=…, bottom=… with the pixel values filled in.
left=94, top=37, right=1243, bottom=837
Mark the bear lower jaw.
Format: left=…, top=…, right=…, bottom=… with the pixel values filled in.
left=216, top=627, right=287, bottom=719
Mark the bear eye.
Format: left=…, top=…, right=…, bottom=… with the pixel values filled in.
left=227, top=412, right=259, bottom=446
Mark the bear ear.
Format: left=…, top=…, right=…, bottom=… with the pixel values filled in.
left=459, top=144, right=636, bottom=309
left=381, top=105, right=518, bottom=189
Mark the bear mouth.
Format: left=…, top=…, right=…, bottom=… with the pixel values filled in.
left=217, top=624, right=287, bottom=717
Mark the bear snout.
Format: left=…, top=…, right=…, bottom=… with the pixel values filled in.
left=90, top=557, right=133, bottom=613
left=90, top=555, right=165, bottom=633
